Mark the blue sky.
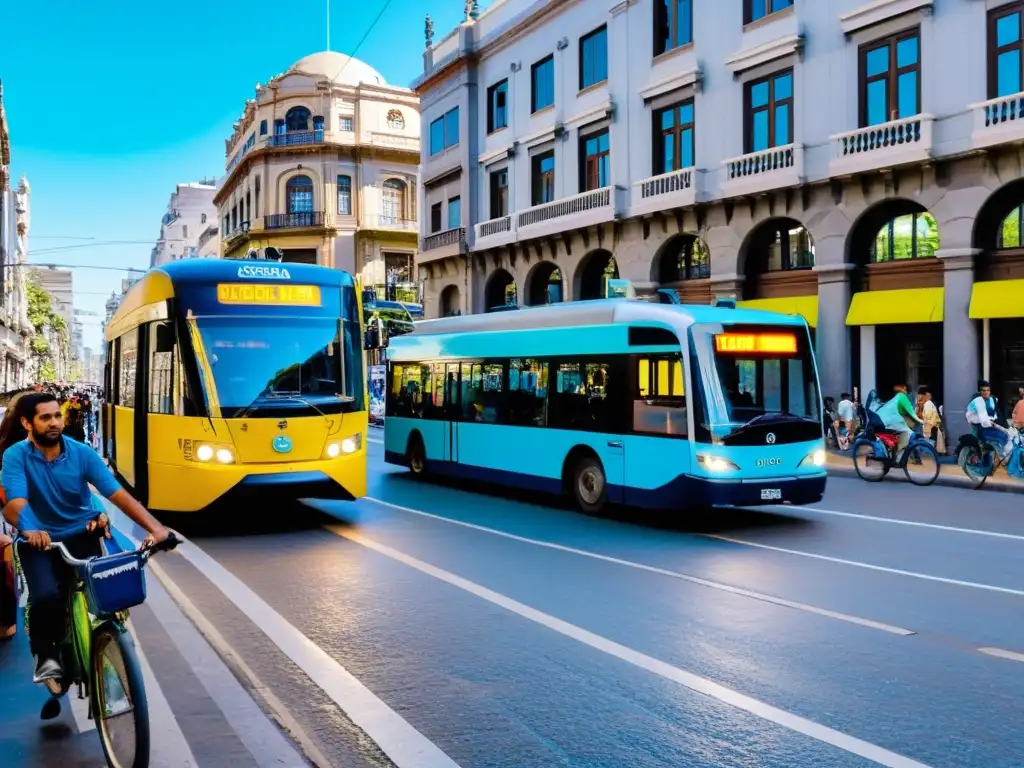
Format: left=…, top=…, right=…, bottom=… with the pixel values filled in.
left=1, top=0, right=470, bottom=350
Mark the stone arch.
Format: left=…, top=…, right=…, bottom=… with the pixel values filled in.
left=845, top=198, right=939, bottom=269
left=651, top=234, right=710, bottom=284
left=574, top=249, right=618, bottom=301
left=276, top=167, right=322, bottom=214
left=285, top=106, right=311, bottom=132
left=972, top=179, right=1024, bottom=280
left=440, top=284, right=461, bottom=317
left=525, top=261, right=564, bottom=306
left=738, top=217, right=815, bottom=300
left=485, top=268, right=518, bottom=312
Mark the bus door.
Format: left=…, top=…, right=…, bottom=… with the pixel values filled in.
left=443, top=363, right=460, bottom=463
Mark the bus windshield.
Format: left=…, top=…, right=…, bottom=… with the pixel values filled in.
left=194, top=316, right=364, bottom=417
left=690, top=323, right=821, bottom=445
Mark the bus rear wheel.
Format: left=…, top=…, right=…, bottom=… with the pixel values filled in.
left=407, top=437, right=427, bottom=477
left=572, top=456, right=607, bottom=515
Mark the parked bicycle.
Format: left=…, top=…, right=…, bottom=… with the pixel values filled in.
left=18, top=530, right=179, bottom=768
left=956, top=426, right=1024, bottom=489
left=852, top=427, right=940, bottom=486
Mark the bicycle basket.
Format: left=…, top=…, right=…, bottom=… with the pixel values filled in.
left=82, top=551, right=147, bottom=618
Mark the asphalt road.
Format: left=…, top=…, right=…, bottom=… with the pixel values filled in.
left=6, top=437, right=1024, bottom=767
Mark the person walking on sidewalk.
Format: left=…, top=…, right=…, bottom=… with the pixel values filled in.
left=917, top=386, right=944, bottom=452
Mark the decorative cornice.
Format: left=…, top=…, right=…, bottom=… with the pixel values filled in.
left=564, top=99, right=613, bottom=130
left=639, top=67, right=702, bottom=102
left=725, top=33, right=804, bottom=76
left=839, top=0, right=933, bottom=36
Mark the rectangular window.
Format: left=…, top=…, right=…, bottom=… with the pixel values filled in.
left=118, top=328, right=138, bottom=409
left=487, top=79, right=509, bottom=133
left=338, top=116, right=353, bottom=132
left=490, top=168, right=509, bottom=219
left=461, top=361, right=506, bottom=423
left=429, top=107, right=460, bottom=155
left=509, top=358, right=548, bottom=427
left=447, top=197, right=461, bottom=229
left=532, top=150, right=555, bottom=205
left=860, top=31, right=920, bottom=127
left=654, top=0, right=692, bottom=56
left=634, top=355, right=687, bottom=437
left=989, top=4, right=1024, bottom=98
left=579, top=26, right=608, bottom=90
left=274, top=119, right=285, bottom=135
left=746, top=70, right=793, bottom=153
left=148, top=322, right=175, bottom=415
left=744, top=0, right=792, bottom=25
left=531, top=55, right=555, bottom=113
left=337, top=175, right=352, bottom=215
left=653, top=101, right=694, bottom=175
left=580, top=129, right=610, bottom=192
left=431, top=202, right=443, bottom=232
left=387, top=363, right=435, bottom=418
left=259, top=119, right=268, bottom=135
left=549, top=361, right=615, bottom=432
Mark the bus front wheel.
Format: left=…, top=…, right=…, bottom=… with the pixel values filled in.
left=407, top=437, right=427, bottom=477
left=572, top=456, right=607, bottom=515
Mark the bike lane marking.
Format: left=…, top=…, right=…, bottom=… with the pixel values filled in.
left=359, top=497, right=915, bottom=636
left=770, top=505, right=1024, bottom=541
left=324, top=524, right=932, bottom=768
left=977, top=647, right=1024, bottom=663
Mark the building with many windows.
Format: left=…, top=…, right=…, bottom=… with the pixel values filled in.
left=150, top=182, right=219, bottom=267
left=415, top=0, right=1024, bottom=437
left=216, top=52, right=422, bottom=303
left=0, top=80, right=30, bottom=391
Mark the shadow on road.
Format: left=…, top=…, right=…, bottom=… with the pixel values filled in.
left=158, top=500, right=334, bottom=540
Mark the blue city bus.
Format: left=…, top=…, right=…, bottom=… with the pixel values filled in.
left=383, top=300, right=826, bottom=513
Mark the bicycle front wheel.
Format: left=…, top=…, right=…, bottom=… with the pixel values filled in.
left=92, top=624, right=150, bottom=768
left=902, top=442, right=940, bottom=486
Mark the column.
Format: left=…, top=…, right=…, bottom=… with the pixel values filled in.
left=814, top=263, right=854, bottom=400
left=709, top=273, right=743, bottom=303
left=938, top=248, right=980, bottom=442
left=859, top=326, right=876, bottom=402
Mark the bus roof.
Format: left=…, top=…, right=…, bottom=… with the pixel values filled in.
left=106, top=259, right=355, bottom=342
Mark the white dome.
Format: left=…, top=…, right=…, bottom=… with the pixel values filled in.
left=287, top=51, right=386, bottom=86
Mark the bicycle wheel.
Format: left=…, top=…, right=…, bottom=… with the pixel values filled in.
left=92, top=624, right=150, bottom=768
left=853, top=439, right=888, bottom=482
left=957, top=445, right=989, bottom=490
left=902, top=442, right=940, bottom=486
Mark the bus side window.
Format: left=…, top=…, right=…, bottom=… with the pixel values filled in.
left=118, top=328, right=139, bottom=410
left=148, top=322, right=175, bottom=415
left=509, top=358, right=547, bottom=427
left=633, top=356, right=687, bottom=438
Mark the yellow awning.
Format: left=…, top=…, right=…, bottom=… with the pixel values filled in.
left=845, top=287, right=944, bottom=326
left=736, top=296, right=818, bottom=328
left=969, top=279, right=1024, bottom=319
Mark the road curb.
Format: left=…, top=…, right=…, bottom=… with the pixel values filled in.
left=826, top=462, right=1024, bottom=495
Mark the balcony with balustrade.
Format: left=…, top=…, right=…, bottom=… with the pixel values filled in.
left=829, top=115, right=934, bottom=177
left=970, top=93, right=1024, bottom=151
left=264, top=211, right=325, bottom=230
left=516, top=186, right=625, bottom=241
left=268, top=129, right=326, bottom=148
left=630, top=167, right=698, bottom=218
left=721, top=144, right=804, bottom=198
left=360, top=214, right=419, bottom=236
left=473, top=215, right=516, bottom=250
left=419, top=226, right=466, bottom=263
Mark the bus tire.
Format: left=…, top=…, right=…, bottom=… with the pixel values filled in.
left=407, top=434, right=427, bottom=477
left=571, top=455, right=607, bottom=515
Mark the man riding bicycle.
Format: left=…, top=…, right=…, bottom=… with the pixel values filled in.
left=0, top=392, right=170, bottom=684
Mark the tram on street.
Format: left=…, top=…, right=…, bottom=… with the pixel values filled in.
left=382, top=299, right=826, bottom=514
left=103, top=257, right=368, bottom=514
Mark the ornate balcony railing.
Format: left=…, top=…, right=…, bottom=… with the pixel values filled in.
left=830, top=115, right=933, bottom=172
left=268, top=130, right=325, bottom=148
left=361, top=215, right=418, bottom=231
left=971, top=93, right=1024, bottom=150
left=635, top=167, right=694, bottom=200
left=422, top=227, right=465, bottom=251
left=476, top=216, right=512, bottom=239
left=721, top=144, right=804, bottom=197
left=264, top=211, right=324, bottom=230
left=517, top=187, right=612, bottom=229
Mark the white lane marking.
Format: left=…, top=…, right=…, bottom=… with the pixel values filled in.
left=129, top=624, right=200, bottom=768
left=69, top=686, right=95, bottom=733
left=170, top=539, right=460, bottom=768
left=978, top=647, right=1024, bottom=663
left=706, top=535, right=1024, bottom=597
left=367, top=436, right=384, bottom=445
left=360, top=497, right=914, bottom=636
left=772, top=505, right=1024, bottom=542
left=326, top=525, right=931, bottom=768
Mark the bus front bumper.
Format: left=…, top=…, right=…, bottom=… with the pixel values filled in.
left=626, top=472, right=827, bottom=509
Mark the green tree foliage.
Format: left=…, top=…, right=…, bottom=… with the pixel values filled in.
left=25, top=274, right=68, bottom=381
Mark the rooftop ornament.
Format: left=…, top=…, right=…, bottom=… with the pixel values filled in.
left=425, top=14, right=434, bottom=49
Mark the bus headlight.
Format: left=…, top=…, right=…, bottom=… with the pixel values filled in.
left=193, top=443, right=235, bottom=463
left=324, top=433, right=361, bottom=459
left=215, top=447, right=235, bottom=464
left=196, top=444, right=215, bottom=462
left=696, top=454, right=740, bottom=472
left=799, top=449, right=826, bottom=468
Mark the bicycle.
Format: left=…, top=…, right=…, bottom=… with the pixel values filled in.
left=17, top=531, right=179, bottom=768
left=852, top=427, right=940, bottom=486
left=956, top=426, right=1024, bottom=489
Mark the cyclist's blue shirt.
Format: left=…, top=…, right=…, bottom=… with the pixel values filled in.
left=1, top=437, right=120, bottom=539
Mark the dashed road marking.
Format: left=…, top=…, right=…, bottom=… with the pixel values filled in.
left=772, top=505, right=1024, bottom=541
left=367, top=436, right=384, bottom=445
left=326, top=524, right=932, bottom=768
left=360, top=497, right=915, bottom=636
left=978, top=647, right=1024, bottom=663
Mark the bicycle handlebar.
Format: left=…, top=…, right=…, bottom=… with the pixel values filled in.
left=15, top=531, right=181, bottom=565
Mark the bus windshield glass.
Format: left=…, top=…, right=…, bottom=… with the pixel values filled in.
left=690, top=323, right=821, bottom=445
left=194, top=316, right=363, bottom=417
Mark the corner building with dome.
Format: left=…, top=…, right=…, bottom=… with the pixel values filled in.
left=216, top=51, right=422, bottom=304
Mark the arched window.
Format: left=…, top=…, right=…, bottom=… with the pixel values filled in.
left=381, top=179, right=406, bottom=225
left=998, top=205, right=1024, bottom=249
left=871, top=212, right=939, bottom=261
left=765, top=224, right=814, bottom=271
left=286, top=175, right=314, bottom=214
left=285, top=107, right=311, bottom=132
left=387, top=109, right=405, bottom=130
left=659, top=235, right=710, bottom=283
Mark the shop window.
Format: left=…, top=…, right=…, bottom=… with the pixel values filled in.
left=634, top=356, right=687, bottom=437
left=765, top=224, right=815, bottom=271
left=509, top=359, right=548, bottom=426
left=871, top=212, right=939, bottom=262
left=998, top=204, right=1024, bottom=249
left=660, top=236, right=709, bottom=282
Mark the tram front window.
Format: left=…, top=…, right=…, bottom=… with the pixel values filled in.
left=194, top=316, right=364, bottom=417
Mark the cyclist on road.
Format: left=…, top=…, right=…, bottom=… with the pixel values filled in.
left=0, top=392, right=170, bottom=684
left=875, top=383, right=924, bottom=460
left=966, top=381, right=1012, bottom=460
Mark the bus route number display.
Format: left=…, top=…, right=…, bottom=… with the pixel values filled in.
left=714, top=333, right=797, bottom=355
left=216, top=283, right=321, bottom=307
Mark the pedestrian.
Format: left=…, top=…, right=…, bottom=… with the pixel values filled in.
left=0, top=391, right=29, bottom=640
left=1013, top=386, right=1024, bottom=430
left=917, top=386, right=943, bottom=452
left=836, top=392, right=856, bottom=449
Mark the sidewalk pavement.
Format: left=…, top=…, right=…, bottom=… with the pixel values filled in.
left=826, top=450, right=1024, bottom=494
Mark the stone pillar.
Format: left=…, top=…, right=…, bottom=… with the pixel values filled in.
left=709, top=273, right=743, bottom=303
left=938, top=248, right=980, bottom=443
left=814, top=263, right=854, bottom=400
left=859, top=326, right=876, bottom=402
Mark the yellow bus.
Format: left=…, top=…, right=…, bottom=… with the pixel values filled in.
left=102, top=258, right=367, bottom=514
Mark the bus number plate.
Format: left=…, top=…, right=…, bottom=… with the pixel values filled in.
left=760, top=488, right=782, bottom=501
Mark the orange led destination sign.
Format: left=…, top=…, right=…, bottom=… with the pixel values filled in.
left=216, top=283, right=321, bottom=307
left=715, top=333, right=798, bottom=354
